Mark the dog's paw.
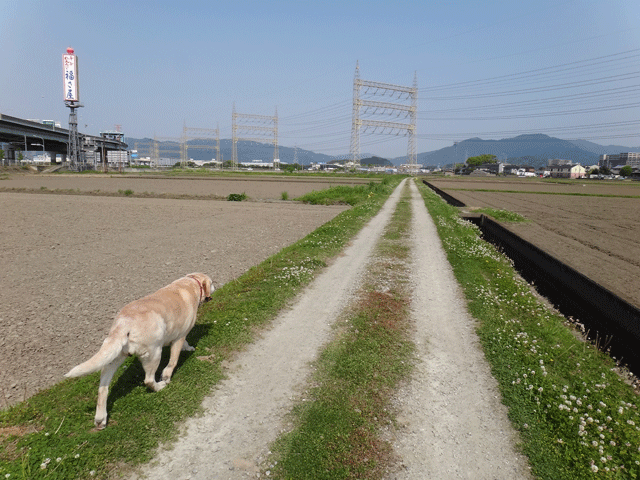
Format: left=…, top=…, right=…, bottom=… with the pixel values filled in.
left=183, top=344, right=195, bottom=352
left=94, top=417, right=107, bottom=430
left=153, top=380, right=167, bottom=392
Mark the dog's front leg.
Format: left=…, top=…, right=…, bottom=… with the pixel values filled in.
left=161, top=337, right=186, bottom=382
left=95, top=354, right=127, bottom=429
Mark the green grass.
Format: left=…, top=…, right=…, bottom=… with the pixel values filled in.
left=226, top=192, right=247, bottom=201
left=0, top=178, right=402, bottom=479
left=296, top=178, right=394, bottom=206
left=474, top=207, right=527, bottom=222
left=417, top=181, right=640, bottom=479
left=266, top=185, right=414, bottom=479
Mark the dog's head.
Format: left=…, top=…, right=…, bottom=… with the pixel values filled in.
left=186, top=273, right=214, bottom=303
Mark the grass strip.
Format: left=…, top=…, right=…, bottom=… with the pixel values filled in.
left=417, top=182, right=640, bottom=479
left=473, top=207, right=528, bottom=223
left=0, top=178, right=401, bottom=480
left=265, top=184, right=414, bottom=479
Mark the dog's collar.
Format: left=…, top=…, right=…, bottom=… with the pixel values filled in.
left=187, top=275, right=204, bottom=303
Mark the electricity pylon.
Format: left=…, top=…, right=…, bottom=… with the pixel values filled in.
left=182, top=122, right=220, bottom=168
left=232, top=103, right=278, bottom=171
left=350, top=62, right=417, bottom=169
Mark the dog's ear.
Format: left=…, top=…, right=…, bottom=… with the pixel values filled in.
left=205, top=275, right=214, bottom=297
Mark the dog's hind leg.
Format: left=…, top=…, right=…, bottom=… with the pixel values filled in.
left=141, top=347, right=167, bottom=392
left=95, top=353, right=127, bottom=429
left=161, top=337, right=187, bottom=383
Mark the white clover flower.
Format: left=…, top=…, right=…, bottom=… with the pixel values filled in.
left=591, top=465, right=598, bottom=472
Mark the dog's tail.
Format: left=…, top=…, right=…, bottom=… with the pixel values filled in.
left=64, top=325, right=129, bottom=378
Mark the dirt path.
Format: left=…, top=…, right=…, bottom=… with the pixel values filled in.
left=132, top=179, right=531, bottom=479
left=384, top=180, right=531, bottom=479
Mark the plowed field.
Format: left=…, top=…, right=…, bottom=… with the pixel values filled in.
left=428, top=177, right=640, bottom=308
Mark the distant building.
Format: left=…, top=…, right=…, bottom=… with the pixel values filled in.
left=599, top=153, right=640, bottom=169
left=549, top=163, right=586, bottom=179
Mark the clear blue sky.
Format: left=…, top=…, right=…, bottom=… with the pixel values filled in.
left=2, top=0, right=639, bottom=159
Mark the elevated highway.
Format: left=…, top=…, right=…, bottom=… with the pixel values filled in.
left=0, top=113, right=127, bottom=163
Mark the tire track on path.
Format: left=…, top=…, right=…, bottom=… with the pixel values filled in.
left=132, top=180, right=408, bottom=479
left=384, top=180, right=531, bottom=479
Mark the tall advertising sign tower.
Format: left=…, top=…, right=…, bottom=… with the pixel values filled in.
left=63, top=47, right=83, bottom=169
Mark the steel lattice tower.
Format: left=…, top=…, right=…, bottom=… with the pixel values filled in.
left=232, top=103, right=279, bottom=170
left=350, top=63, right=418, bottom=169
left=182, top=122, right=221, bottom=168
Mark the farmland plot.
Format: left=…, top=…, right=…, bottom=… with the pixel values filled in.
left=429, top=178, right=640, bottom=308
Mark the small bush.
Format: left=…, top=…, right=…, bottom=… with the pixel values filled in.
left=227, top=192, right=247, bottom=201
left=281, top=191, right=289, bottom=201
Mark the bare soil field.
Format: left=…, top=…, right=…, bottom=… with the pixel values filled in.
left=428, top=177, right=640, bottom=308
left=0, top=173, right=372, bottom=200
left=0, top=174, right=348, bottom=407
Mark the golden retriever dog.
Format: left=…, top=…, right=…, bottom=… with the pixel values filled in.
left=65, top=273, right=213, bottom=429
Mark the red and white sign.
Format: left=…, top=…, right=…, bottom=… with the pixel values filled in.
left=62, top=47, right=79, bottom=102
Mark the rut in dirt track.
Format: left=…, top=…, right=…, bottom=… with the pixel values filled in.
left=133, top=179, right=530, bottom=479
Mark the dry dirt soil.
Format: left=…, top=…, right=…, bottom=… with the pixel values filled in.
left=0, top=174, right=350, bottom=407
left=428, top=177, right=640, bottom=308
left=0, top=173, right=372, bottom=200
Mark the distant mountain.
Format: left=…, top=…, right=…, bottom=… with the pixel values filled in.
left=392, top=134, right=640, bottom=169
left=129, top=134, right=639, bottom=170
left=128, top=138, right=334, bottom=166
left=567, top=139, right=640, bottom=156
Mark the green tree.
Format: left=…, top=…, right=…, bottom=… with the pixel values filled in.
left=0, top=148, right=5, bottom=165
left=619, top=165, right=632, bottom=177
left=17, top=149, right=24, bottom=162
left=466, top=154, right=497, bottom=167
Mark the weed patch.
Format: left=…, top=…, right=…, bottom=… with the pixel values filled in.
left=227, top=192, right=247, bottom=201
left=473, top=207, right=527, bottom=223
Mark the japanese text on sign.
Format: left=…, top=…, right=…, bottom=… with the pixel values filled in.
left=62, top=54, right=79, bottom=102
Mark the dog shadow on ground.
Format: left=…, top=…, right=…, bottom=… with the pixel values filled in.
left=103, top=323, right=215, bottom=418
